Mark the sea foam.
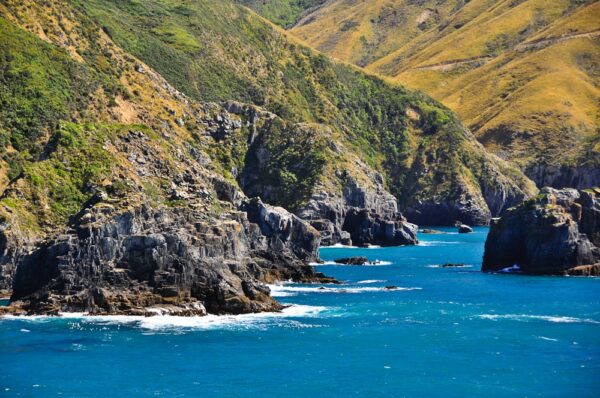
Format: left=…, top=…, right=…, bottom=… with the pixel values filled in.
left=477, top=314, right=600, bottom=324
left=309, top=261, right=392, bottom=266
left=0, top=304, right=331, bottom=331
left=268, top=284, right=421, bottom=297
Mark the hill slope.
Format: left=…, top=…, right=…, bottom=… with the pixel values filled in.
left=63, top=0, right=534, bottom=226
left=282, top=0, right=600, bottom=189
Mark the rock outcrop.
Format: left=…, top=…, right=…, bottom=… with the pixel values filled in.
left=526, top=164, right=600, bottom=191
left=3, top=197, right=333, bottom=316
left=297, top=176, right=418, bottom=247
left=482, top=187, right=600, bottom=275
left=221, top=103, right=419, bottom=248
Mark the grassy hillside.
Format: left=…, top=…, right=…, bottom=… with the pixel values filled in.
left=236, top=0, right=326, bottom=28
left=0, top=0, right=227, bottom=237
left=282, top=0, right=600, bottom=186
left=0, top=0, right=536, bottom=230
left=67, top=0, right=535, bottom=218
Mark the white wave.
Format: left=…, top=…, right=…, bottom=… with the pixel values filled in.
left=0, top=304, right=331, bottom=331
left=310, top=260, right=392, bottom=266
left=309, top=261, right=337, bottom=266
left=536, top=336, right=558, bottom=342
left=268, top=284, right=421, bottom=296
left=320, top=244, right=382, bottom=249
left=356, top=280, right=386, bottom=284
left=365, top=260, right=392, bottom=266
left=321, top=244, right=358, bottom=249
left=499, top=264, right=521, bottom=273
left=418, top=241, right=461, bottom=246
left=477, top=314, right=600, bottom=324
left=426, top=264, right=473, bottom=268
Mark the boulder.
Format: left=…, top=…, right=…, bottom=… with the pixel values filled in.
left=482, top=187, right=600, bottom=275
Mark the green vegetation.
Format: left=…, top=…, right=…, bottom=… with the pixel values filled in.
left=0, top=13, right=129, bottom=184
left=0, top=16, right=95, bottom=179
left=1, top=123, right=121, bottom=226
left=68, top=0, right=504, bottom=209
left=236, top=0, right=326, bottom=28
left=0, top=0, right=537, bottom=238
left=244, top=120, right=331, bottom=209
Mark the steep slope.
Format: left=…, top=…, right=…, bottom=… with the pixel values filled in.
left=65, top=0, right=535, bottom=227
left=285, top=0, right=600, bottom=189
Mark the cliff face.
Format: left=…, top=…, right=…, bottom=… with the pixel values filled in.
left=297, top=174, right=418, bottom=246
left=482, top=187, right=600, bottom=275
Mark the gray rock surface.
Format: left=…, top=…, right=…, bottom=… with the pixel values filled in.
left=297, top=176, right=418, bottom=247
left=526, top=164, right=600, bottom=190
left=334, top=257, right=369, bottom=265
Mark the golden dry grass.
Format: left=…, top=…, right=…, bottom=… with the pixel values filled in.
left=288, top=0, right=600, bottom=169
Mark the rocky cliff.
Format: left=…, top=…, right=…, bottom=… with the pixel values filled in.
left=4, top=197, right=332, bottom=316
left=64, top=0, right=537, bottom=227
left=296, top=174, right=418, bottom=246
left=482, top=187, right=600, bottom=275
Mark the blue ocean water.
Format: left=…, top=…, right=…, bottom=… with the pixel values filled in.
left=1, top=227, right=599, bottom=397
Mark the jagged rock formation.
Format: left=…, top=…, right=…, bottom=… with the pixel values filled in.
left=4, top=197, right=332, bottom=316
left=482, top=187, right=600, bottom=275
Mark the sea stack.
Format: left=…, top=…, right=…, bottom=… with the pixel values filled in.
left=482, top=187, right=600, bottom=275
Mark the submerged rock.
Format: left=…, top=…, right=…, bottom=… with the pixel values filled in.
left=482, top=187, right=600, bottom=275
left=441, top=263, right=466, bottom=268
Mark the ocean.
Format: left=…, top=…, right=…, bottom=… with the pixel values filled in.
left=1, top=227, right=598, bottom=397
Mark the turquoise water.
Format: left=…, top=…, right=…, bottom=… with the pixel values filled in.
left=1, top=227, right=599, bottom=397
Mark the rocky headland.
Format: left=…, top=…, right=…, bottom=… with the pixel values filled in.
left=482, top=188, right=600, bottom=275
